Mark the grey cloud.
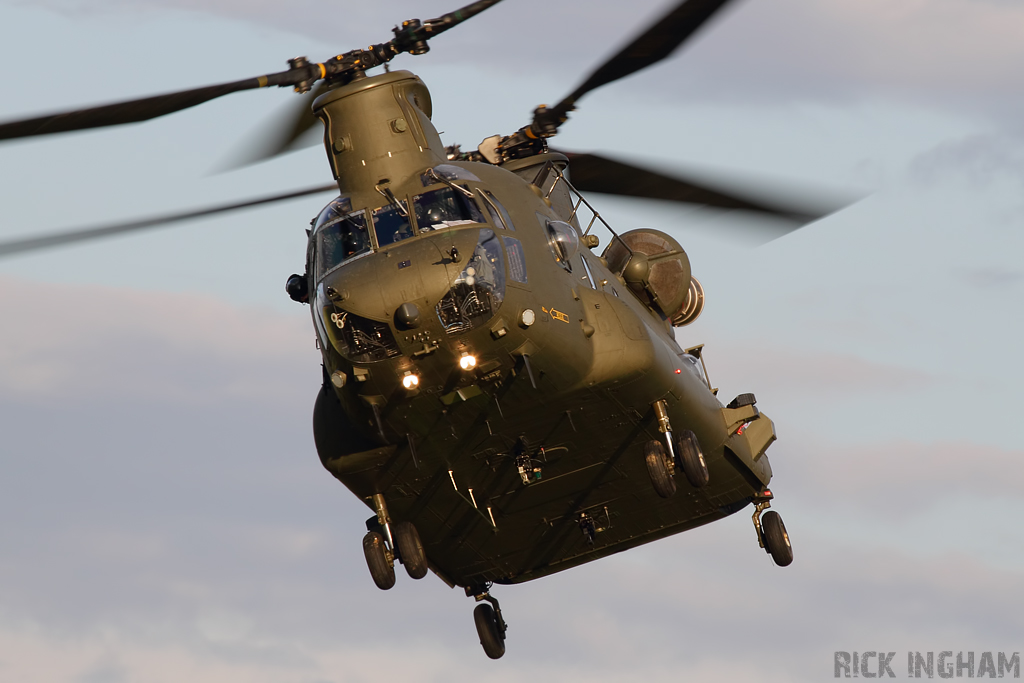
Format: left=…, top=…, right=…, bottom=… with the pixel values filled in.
left=908, top=135, right=1024, bottom=187
left=77, top=659, right=128, bottom=683
left=3, top=493, right=1022, bottom=682
left=0, top=276, right=318, bottom=405
left=960, top=267, right=1024, bottom=288
left=781, top=435, right=1024, bottom=517
left=711, top=344, right=936, bottom=395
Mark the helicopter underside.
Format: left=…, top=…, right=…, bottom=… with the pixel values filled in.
left=315, top=359, right=769, bottom=588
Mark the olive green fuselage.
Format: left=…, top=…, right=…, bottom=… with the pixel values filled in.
left=307, top=71, right=774, bottom=588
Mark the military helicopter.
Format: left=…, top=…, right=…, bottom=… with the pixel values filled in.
left=0, top=0, right=832, bottom=660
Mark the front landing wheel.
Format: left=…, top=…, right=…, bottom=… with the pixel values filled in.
left=362, top=531, right=396, bottom=590
left=644, top=440, right=676, bottom=498
left=473, top=603, right=506, bottom=659
left=761, top=511, right=793, bottom=567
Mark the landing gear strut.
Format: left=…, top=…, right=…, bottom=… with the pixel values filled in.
left=362, top=493, right=429, bottom=589
left=751, top=489, right=793, bottom=567
left=467, top=584, right=507, bottom=659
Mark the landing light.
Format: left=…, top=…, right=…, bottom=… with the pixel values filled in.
left=401, top=372, right=420, bottom=390
left=459, top=353, right=477, bottom=370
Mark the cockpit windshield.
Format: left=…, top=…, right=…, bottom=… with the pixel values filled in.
left=414, top=186, right=484, bottom=232
left=372, top=203, right=413, bottom=248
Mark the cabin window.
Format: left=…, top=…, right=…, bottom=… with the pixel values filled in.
left=680, top=352, right=710, bottom=389
left=436, top=228, right=506, bottom=334
left=537, top=214, right=579, bottom=273
left=371, top=202, right=413, bottom=248
left=579, top=252, right=597, bottom=289
left=316, top=210, right=369, bottom=279
left=413, top=186, right=484, bottom=232
left=482, top=190, right=514, bottom=230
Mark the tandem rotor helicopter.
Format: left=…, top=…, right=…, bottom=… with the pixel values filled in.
left=0, top=0, right=838, bottom=660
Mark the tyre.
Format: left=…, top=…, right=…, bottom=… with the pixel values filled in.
left=473, top=603, right=506, bottom=659
left=393, top=521, right=428, bottom=580
left=677, top=430, right=709, bottom=488
left=644, top=440, right=676, bottom=498
left=362, top=531, right=396, bottom=590
left=761, top=511, right=793, bottom=567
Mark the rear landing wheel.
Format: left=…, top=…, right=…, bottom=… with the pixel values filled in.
left=761, top=511, right=793, bottom=567
left=644, top=440, right=676, bottom=498
left=362, top=531, right=396, bottom=590
left=473, top=603, right=506, bottom=659
left=393, top=521, right=428, bottom=579
left=676, top=430, right=709, bottom=488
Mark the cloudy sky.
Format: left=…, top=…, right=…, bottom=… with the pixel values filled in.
left=1, top=0, right=1022, bottom=681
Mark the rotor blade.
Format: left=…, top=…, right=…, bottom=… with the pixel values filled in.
left=559, top=151, right=834, bottom=224
left=0, top=69, right=315, bottom=142
left=219, top=81, right=330, bottom=171
left=0, top=184, right=337, bottom=258
left=541, top=0, right=736, bottom=129
left=225, top=0, right=505, bottom=169
left=414, top=0, right=505, bottom=40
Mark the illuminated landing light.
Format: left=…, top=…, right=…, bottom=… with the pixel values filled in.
left=402, top=372, right=420, bottom=390
left=459, top=353, right=477, bottom=371
left=519, top=308, right=536, bottom=328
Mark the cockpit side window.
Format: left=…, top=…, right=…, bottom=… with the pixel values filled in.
left=316, top=210, right=369, bottom=280
left=371, top=202, right=413, bottom=248
left=482, top=190, right=514, bottom=230
left=479, top=191, right=504, bottom=229
left=314, top=196, right=353, bottom=230
left=413, top=186, right=484, bottom=232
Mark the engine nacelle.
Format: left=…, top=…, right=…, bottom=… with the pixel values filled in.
left=603, top=228, right=705, bottom=327
left=672, top=276, right=704, bottom=327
